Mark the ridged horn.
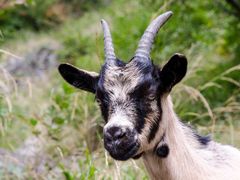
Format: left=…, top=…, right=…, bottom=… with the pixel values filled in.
left=135, top=11, right=173, bottom=60
left=101, top=19, right=116, bottom=63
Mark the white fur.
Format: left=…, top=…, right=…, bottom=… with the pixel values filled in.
left=142, top=95, right=240, bottom=180
left=104, top=109, right=134, bottom=132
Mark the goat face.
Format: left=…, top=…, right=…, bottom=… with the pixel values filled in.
left=96, top=59, right=160, bottom=160
left=58, top=11, right=187, bottom=161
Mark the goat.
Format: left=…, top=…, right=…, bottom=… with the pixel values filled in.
left=58, top=11, right=240, bottom=180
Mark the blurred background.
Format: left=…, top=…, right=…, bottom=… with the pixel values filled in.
left=0, top=0, right=239, bottom=179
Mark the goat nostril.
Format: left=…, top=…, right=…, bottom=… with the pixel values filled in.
left=115, top=130, right=126, bottom=139
left=105, top=126, right=127, bottom=141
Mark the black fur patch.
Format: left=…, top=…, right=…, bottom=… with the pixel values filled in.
left=96, top=94, right=109, bottom=121
left=195, top=133, right=211, bottom=146
left=128, top=74, right=157, bottom=134
left=58, top=64, right=99, bottom=93
left=135, top=105, right=146, bottom=134
left=156, top=143, right=169, bottom=158
left=130, top=76, right=159, bottom=134
left=159, top=54, right=187, bottom=94
left=115, top=58, right=126, bottom=67
left=183, top=122, right=211, bottom=146
left=148, top=116, right=160, bottom=143
left=129, top=80, right=152, bottom=96
left=96, top=81, right=110, bottom=122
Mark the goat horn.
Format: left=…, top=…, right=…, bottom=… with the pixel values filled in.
left=101, top=19, right=116, bottom=63
left=135, top=11, right=173, bottom=60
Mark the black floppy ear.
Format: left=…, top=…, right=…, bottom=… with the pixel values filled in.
left=159, top=53, right=187, bottom=93
left=58, top=63, right=99, bottom=93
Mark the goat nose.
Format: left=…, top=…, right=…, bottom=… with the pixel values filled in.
left=105, top=126, right=126, bottom=141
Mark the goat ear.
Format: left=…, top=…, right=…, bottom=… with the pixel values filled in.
left=159, top=53, right=187, bottom=92
left=58, top=63, right=99, bottom=93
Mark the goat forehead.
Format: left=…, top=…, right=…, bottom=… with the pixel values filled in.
left=102, top=65, right=142, bottom=95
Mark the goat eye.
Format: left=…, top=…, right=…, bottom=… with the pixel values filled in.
left=148, top=95, right=155, bottom=101
left=96, top=98, right=102, bottom=104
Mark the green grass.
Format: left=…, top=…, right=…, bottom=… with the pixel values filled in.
left=0, top=0, right=240, bottom=179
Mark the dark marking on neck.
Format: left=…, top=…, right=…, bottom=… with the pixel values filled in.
left=195, top=133, right=211, bottom=146
left=182, top=122, right=211, bottom=146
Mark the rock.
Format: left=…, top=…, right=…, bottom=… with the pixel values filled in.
left=4, top=45, right=59, bottom=77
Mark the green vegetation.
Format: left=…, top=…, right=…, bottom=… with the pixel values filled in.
left=0, top=0, right=239, bottom=179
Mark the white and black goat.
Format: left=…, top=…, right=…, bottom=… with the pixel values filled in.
left=58, top=11, right=240, bottom=180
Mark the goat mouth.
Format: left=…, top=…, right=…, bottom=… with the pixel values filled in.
left=132, top=152, right=143, bottom=159
left=106, top=142, right=140, bottom=161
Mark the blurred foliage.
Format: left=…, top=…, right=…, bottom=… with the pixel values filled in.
left=0, top=0, right=104, bottom=42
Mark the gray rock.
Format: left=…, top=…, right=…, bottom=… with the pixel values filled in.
left=4, top=46, right=59, bottom=77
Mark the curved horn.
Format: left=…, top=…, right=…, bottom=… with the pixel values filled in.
left=135, top=11, right=173, bottom=60
left=101, top=19, right=116, bottom=63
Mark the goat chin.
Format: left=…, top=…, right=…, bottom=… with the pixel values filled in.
left=141, top=95, right=240, bottom=180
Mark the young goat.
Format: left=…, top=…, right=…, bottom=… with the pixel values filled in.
left=58, top=11, right=240, bottom=180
